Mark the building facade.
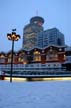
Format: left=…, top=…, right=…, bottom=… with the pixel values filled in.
left=0, top=45, right=66, bottom=73
left=0, top=16, right=71, bottom=76
left=23, top=16, right=65, bottom=50
left=38, top=28, right=65, bottom=48
left=23, top=16, right=44, bottom=50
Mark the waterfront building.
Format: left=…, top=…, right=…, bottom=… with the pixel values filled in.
left=0, top=45, right=66, bottom=73
left=0, top=16, right=70, bottom=76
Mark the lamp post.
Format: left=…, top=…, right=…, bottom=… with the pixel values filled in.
left=7, top=29, right=20, bottom=83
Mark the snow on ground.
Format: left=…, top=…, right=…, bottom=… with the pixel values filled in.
left=0, top=80, right=71, bottom=108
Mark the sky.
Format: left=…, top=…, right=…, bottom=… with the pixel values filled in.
left=0, top=0, right=71, bottom=52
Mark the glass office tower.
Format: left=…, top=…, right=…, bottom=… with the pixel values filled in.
left=37, top=28, right=65, bottom=48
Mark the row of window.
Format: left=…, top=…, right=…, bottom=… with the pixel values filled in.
left=0, top=63, right=61, bottom=69
left=0, top=55, right=58, bottom=63
left=0, top=50, right=66, bottom=63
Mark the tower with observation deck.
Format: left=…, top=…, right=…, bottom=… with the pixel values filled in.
left=23, top=16, right=44, bottom=50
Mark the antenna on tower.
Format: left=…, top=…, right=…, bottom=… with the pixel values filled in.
left=36, top=10, right=38, bottom=16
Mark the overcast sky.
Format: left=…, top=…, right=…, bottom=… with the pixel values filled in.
left=0, top=0, right=71, bottom=52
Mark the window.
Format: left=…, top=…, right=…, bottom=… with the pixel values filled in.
left=8, top=58, right=11, bottom=63
left=46, top=50, right=58, bottom=61
left=57, top=38, right=62, bottom=45
left=54, top=64, right=56, bottom=66
left=0, top=58, right=5, bottom=63
left=48, top=64, right=50, bottom=67
left=64, top=54, right=66, bottom=60
left=18, top=52, right=27, bottom=63
left=33, top=51, right=41, bottom=61
left=0, top=55, right=5, bottom=63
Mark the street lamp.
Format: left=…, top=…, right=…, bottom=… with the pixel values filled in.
left=7, top=29, right=20, bottom=83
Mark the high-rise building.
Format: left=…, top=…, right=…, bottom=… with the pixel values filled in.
left=23, top=16, right=65, bottom=50
left=23, top=16, right=44, bottom=50
left=37, top=28, right=65, bottom=48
